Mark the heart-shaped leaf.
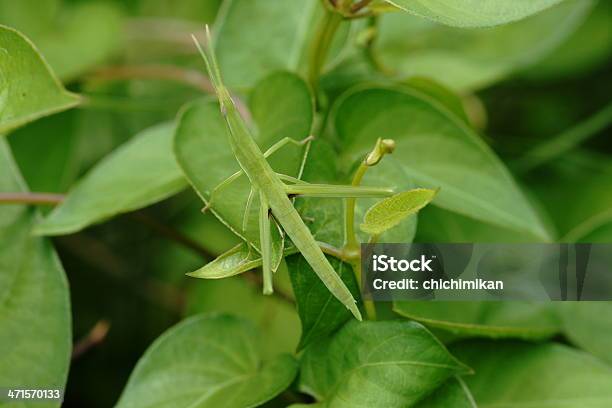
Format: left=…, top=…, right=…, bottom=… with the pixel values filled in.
left=185, top=274, right=302, bottom=359
left=384, top=0, right=564, bottom=27
left=116, top=314, right=297, bottom=408
left=0, top=25, right=79, bottom=135
left=35, top=122, right=187, bottom=235
left=361, top=188, right=437, bottom=235
left=451, top=340, right=612, bottom=406
left=0, top=140, right=71, bottom=406
left=333, top=86, right=549, bottom=239
left=299, top=320, right=470, bottom=407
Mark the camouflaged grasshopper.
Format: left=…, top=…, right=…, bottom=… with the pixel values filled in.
left=192, top=26, right=393, bottom=320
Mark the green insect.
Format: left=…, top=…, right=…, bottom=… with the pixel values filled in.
left=192, top=26, right=393, bottom=320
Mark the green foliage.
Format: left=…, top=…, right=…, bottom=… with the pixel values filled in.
left=452, top=340, right=612, bottom=406
left=376, top=0, right=593, bottom=91
left=0, top=24, right=79, bottom=134
left=1, top=1, right=611, bottom=406
left=115, top=314, right=298, bottom=408
left=361, top=188, right=437, bottom=235
left=414, top=377, right=476, bottom=407
left=385, top=0, right=564, bottom=27
left=215, top=0, right=318, bottom=89
left=560, top=302, right=612, bottom=365
left=333, top=86, right=549, bottom=239
left=0, top=1, right=124, bottom=81
left=287, top=255, right=360, bottom=350
left=0, top=140, right=71, bottom=407
left=298, top=320, right=470, bottom=407
left=35, top=123, right=187, bottom=235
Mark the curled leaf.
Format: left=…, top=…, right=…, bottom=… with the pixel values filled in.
left=361, top=188, right=437, bottom=235
left=187, top=242, right=299, bottom=279
left=187, top=243, right=260, bottom=279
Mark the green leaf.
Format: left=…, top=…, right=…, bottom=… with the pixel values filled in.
left=116, top=314, right=298, bottom=408
left=187, top=242, right=299, bottom=279
left=394, top=301, right=561, bottom=340
left=0, top=2, right=124, bottom=81
left=299, top=320, right=470, bottom=407
left=174, top=72, right=313, bottom=250
left=376, top=0, right=592, bottom=91
left=185, top=273, right=301, bottom=358
left=0, top=140, right=71, bottom=406
left=333, top=86, right=550, bottom=239
left=35, top=123, right=186, bottom=235
left=451, top=340, right=612, bottom=407
left=355, top=156, right=419, bottom=243
left=0, top=24, right=79, bottom=135
left=521, top=0, right=612, bottom=80
left=8, top=110, right=81, bottom=193
left=403, top=78, right=470, bottom=125
left=384, top=0, right=564, bottom=27
left=187, top=243, right=262, bottom=279
left=560, top=302, right=612, bottom=365
left=214, top=0, right=318, bottom=89
left=415, top=377, right=476, bottom=408
left=287, top=255, right=360, bottom=351
left=361, top=188, right=437, bottom=235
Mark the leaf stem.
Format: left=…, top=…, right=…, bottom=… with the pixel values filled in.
left=72, top=320, right=111, bottom=360
left=88, top=64, right=215, bottom=93
left=0, top=192, right=65, bottom=205
left=341, top=138, right=396, bottom=320
left=344, top=163, right=368, bottom=250
left=84, top=64, right=251, bottom=119
left=307, top=6, right=343, bottom=94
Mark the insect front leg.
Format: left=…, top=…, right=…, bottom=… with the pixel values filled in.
left=264, top=135, right=315, bottom=158
left=242, top=187, right=256, bottom=232
left=284, top=183, right=394, bottom=198
left=202, top=170, right=244, bottom=213
left=276, top=173, right=308, bottom=185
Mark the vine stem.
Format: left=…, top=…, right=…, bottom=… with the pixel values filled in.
left=343, top=163, right=376, bottom=320
left=89, top=64, right=215, bottom=93
left=344, top=163, right=368, bottom=251
left=307, top=6, right=343, bottom=93
left=0, top=192, right=65, bottom=205
left=85, top=64, right=251, bottom=120
left=72, top=320, right=110, bottom=360
left=342, top=138, right=395, bottom=320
